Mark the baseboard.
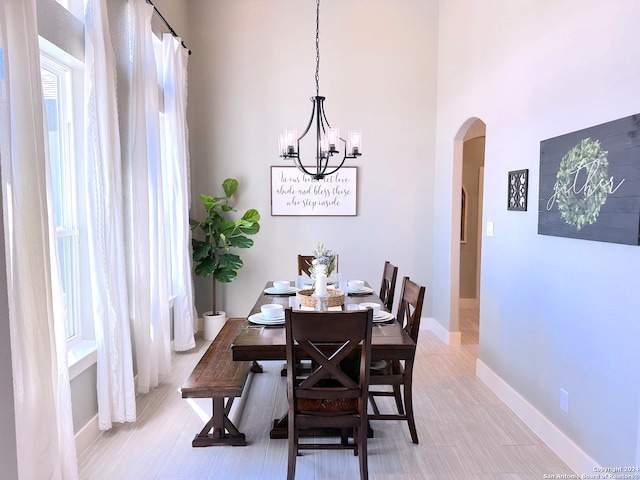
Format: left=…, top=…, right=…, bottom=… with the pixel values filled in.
left=422, top=317, right=462, bottom=346
left=475, top=359, right=599, bottom=475
left=75, top=373, right=140, bottom=458
left=75, top=414, right=101, bottom=457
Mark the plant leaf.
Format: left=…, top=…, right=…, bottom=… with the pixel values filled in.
left=218, top=253, right=243, bottom=270
left=191, top=239, right=212, bottom=261
left=238, top=222, right=260, bottom=235
left=228, top=235, right=254, bottom=248
left=214, top=267, right=237, bottom=283
left=219, top=219, right=237, bottom=237
left=222, top=178, right=238, bottom=198
left=242, top=209, right=260, bottom=223
left=200, top=194, right=219, bottom=212
left=194, top=257, right=217, bottom=277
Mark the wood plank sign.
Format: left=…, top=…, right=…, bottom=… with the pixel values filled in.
left=538, top=114, right=640, bottom=245
left=270, top=166, right=357, bottom=216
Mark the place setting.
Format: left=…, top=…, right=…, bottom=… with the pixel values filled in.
left=345, top=279, right=374, bottom=296
left=264, top=280, right=298, bottom=296
left=248, top=303, right=286, bottom=326
left=358, top=302, right=395, bottom=324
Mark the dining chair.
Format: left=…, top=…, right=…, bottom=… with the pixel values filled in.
left=378, top=261, right=398, bottom=311
left=297, top=254, right=339, bottom=277
left=368, top=276, right=425, bottom=444
left=284, top=307, right=374, bottom=480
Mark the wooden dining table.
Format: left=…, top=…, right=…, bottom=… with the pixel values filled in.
left=230, top=281, right=416, bottom=439
left=232, top=281, right=416, bottom=363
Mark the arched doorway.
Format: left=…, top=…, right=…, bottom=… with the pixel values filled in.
left=454, top=119, right=486, bottom=346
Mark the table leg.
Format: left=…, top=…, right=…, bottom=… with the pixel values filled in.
left=191, top=397, right=247, bottom=447
left=250, top=360, right=263, bottom=373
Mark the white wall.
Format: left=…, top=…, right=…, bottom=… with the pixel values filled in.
left=187, top=0, right=439, bottom=318
left=434, top=0, right=640, bottom=466
left=151, top=0, right=189, bottom=47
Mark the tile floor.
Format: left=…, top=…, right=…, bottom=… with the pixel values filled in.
left=77, top=310, right=574, bottom=479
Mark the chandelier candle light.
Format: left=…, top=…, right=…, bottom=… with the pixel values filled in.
left=313, top=273, right=329, bottom=311
left=278, top=0, right=362, bottom=180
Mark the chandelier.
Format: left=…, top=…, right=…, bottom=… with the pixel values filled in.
left=278, top=0, right=362, bottom=180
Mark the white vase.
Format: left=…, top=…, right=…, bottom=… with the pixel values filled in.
left=203, top=311, right=226, bottom=341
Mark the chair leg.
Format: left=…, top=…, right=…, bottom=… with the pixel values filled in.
left=352, top=427, right=358, bottom=456
left=392, top=385, right=404, bottom=415
left=368, top=395, right=381, bottom=416
left=404, top=362, right=419, bottom=444
left=287, top=418, right=297, bottom=479
left=358, top=424, right=368, bottom=480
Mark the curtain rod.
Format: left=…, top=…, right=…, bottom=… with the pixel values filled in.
left=145, top=0, right=192, bottom=55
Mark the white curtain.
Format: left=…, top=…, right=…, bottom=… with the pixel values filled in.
left=161, top=33, right=196, bottom=352
left=0, top=0, right=78, bottom=478
left=127, top=0, right=171, bottom=393
left=84, top=0, right=136, bottom=428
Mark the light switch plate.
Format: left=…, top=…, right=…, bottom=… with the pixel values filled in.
left=487, top=222, right=494, bottom=237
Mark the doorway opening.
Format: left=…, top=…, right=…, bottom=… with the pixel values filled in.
left=457, top=119, right=485, bottom=346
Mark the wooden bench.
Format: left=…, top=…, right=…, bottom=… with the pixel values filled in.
left=181, top=317, right=251, bottom=446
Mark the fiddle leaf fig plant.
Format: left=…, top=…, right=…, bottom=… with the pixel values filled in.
left=190, top=178, right=260, bottom=314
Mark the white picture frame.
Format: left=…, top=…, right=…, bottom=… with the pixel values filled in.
left=270, top=166, right=357, bottom=216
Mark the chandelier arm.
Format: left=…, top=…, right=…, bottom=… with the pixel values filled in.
left=338, top=136, right=360, bottom=158
left=315, top=99, right=328, bottom=177
left=319, top=103, right=332, bottom=132
left=321, top=150, right=350, bottom=177
left=293, top=160, right=319, bottom=178
left=297, top=98, right=319, bottom=141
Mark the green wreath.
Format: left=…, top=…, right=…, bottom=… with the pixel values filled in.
left=555, top=137, right=609, bottom=231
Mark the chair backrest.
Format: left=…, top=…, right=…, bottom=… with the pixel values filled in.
left=297, top=255, right=314, bottom=276
left=379, top=261, right=398, bottom=311
left=285, top=308, right=373, bottom=415
left=396, top=277, right=426, bottom=343
left=297, top=254, right=339, bottom=276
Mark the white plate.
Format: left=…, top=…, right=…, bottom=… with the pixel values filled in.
left=347, top=286, right=374, bottom=294
left=372, top=311, right=395, bottom=323
left=264, top=286, right=298, bottom=295
left=248, top=312, right=285, bottom=325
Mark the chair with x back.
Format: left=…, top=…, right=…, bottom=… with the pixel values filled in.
left=297, top=254, right=339, bottom=277
left=379, top=261, right=398, bottom=312
left=297, top=255, right=314, bottom=277
left=284, top=307, right=374, bottom=480
left=368, top=276, right=425, bottom=444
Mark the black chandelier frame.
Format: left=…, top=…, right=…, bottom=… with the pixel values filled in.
left=278, top=0, right=361, bottom=180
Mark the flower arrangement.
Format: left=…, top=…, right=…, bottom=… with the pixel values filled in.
left=311, top=242, right=336, bottom=278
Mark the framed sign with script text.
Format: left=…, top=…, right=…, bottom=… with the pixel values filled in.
left=538, top=114, right=640, bottom=245
left=270, top=166, right=357, bottom=216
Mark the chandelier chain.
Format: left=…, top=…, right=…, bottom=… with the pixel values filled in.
left=277, top=0, right=360, bottom=180
left=315, top=0, right=320, bottom=97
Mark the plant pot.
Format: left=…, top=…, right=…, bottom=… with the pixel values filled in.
left=203, top=311, right=226, bottom=341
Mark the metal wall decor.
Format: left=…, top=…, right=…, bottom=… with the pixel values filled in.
left=508, top=169, right=529, bottom=211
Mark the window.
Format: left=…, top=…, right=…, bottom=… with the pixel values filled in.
left=53, top=0, right=83, bottom=21
left=41, top=55, right=82, bottom=344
